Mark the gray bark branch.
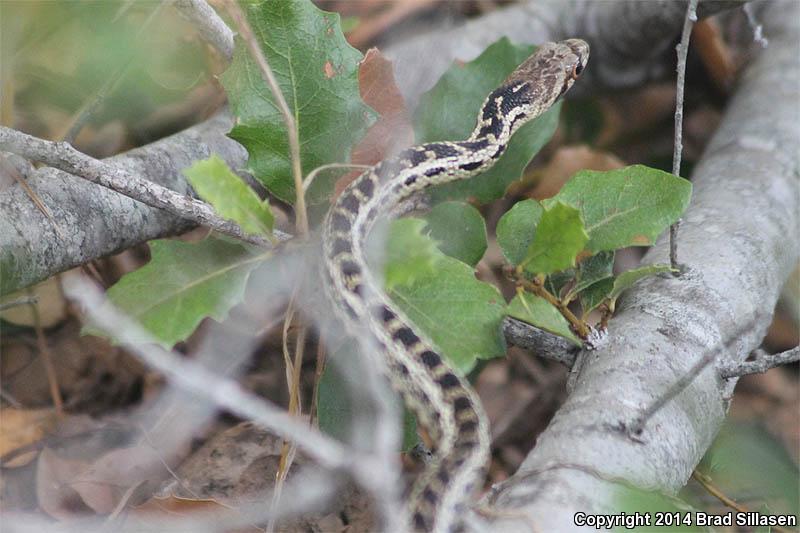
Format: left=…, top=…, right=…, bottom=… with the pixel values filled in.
left=0, top=112, right=264, bottom=295
left=174, top=0, right=234, bottom=62
left=718, top=346, right=799, bottom=378
left=0, top=126, right=278, bottom=248
left=482, top=2, right=799, bottom=530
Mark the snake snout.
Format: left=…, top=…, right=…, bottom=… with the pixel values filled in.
left=563, top=38, right=590, bottom=75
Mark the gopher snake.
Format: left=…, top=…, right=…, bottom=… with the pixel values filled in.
left=322, top=39, right=589, bottom=532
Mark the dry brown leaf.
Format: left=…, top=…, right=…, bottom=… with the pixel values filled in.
left=36, top=439, right=175, bottom=517
left=72, top=443, right=173, bottom=514
left=692, top=18, right=736, bottom=91
left=522, top=145, right=626, bottom=200
left=0, top=408, right=57, bottom=467
left=36, top=447, right=97, bottom=519
left=334, top=48, right=413, bottom=198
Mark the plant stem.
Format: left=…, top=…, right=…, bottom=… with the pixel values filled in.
left=511, top=269, right=590, bottom=339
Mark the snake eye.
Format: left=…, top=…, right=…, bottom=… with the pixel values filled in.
left=571, top=62, right=584, bottom=79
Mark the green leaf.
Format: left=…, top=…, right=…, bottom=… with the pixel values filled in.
left=608, top=264, right=674, bottom=308
left=220, top=0, right=375, bottom=205
left=381, top=219, right=442, bottom=290
left=388, top=252, right=507, bottom=373
left=522, top=201, right=588, bottom=275
left=424, top=201, right=487, bottom=266
left=414, top=38, right=561, bottom=203
left=91, top=238, right=262, bottom=347
left=572, top=251, right=615, bottom=295
left=579, top=277, right=613, bottom=314
left=183, top=155, right=273, bottom=235
left=549, top=165, right=692, bottom=252
left=506, top=292, right=580, bottom=345
left=496, top=199, right=543, bottom=266
left=544, top=269, right=576, bottom=299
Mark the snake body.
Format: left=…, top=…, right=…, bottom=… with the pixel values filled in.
left=322, top=39, right=589, bottom=532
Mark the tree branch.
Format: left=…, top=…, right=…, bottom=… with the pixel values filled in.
left=0, top=111, right=281, bottom=296
left=174, top=0, right=235, bottom=62
left=62, top=275, right=366, bottom=476
left=482, top=2, right=799, bottom=529
left=0, top=126, right=283, bottom=248
left=718, top=346, right=799, bottom=378
left=503, top=318, right=580, bottom=367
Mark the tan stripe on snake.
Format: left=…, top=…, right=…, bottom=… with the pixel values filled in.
left=322, top=39, right=589, bottom=532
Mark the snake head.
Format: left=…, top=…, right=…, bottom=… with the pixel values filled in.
left=505, top=38, right=590, bottom=108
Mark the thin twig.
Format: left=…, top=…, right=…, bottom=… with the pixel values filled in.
left=0, top=154, right=66, bottom=240
left=628, top=350, right=717, bottom=437
left=26, top=292, right=63, bottom=414
left=303, top=163, right=371, bottom=194
left=718, top=346, right=799, bottom=379
left=174, top=0, right=234, bottom=62
left=510, top=270, right=590, bottom=339
left=0, top=295, right=38, bottom=311
left=0, top=386, right=22, bottom=408
left=62, top=275, right=363, bottom=475
left=626, top=318, right=761, bottom=438
left=669, top=0, right=698, bottom=272
left=691, top=471, right=796, bottom=533
left=502, top=317, right=580, bottom=367
left=223, top=0, right=308, bottom=238
left=743, top=3, right=769, bottom=48
left=309, top=338, right=328, bottom=427
left=270, top=292, right=308, bottom=533
left=0, top=126, right=287, bottom=247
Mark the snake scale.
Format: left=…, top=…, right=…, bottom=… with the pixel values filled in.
left=322, top=39, right=589, bottom=532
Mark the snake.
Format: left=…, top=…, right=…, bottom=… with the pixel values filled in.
left=322, top=39, right=589, bottom=532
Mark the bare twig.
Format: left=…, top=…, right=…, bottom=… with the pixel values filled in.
left=26, top=293, right=64, bottom=414
left=629, top=339, right=798, bottom=438
left=509, top=271, right=590, bottom=339
left=174, top=0, right=235, bottom=62
left=271, top=291, right=308, bottom=533
left=691, top=471, right=796, bottom=533
left=669, top=0, right=698, bottom=271
left=502, top=317, right=580, bottom=367
left=625, top=317, right=761, bottom=438
left=223, top=0, right=308, bottom=238
left=0, top=126, right=286, bottom=247
left=62, top=275, right=361, bottom=475
left=303, top=163, right=371, bottom=195
left=0, top=154, right=65, bottom=240
left=626, top=346, right=717, bottom=438
left=743, top=3, right=769, bottom=47
left=0, top=387, right=22, bottom=408
left=718, top=346, right=799, bottom=378
left=0, top=295, right=38, bottom=311
left=309, top=338, right=327, bottom=427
